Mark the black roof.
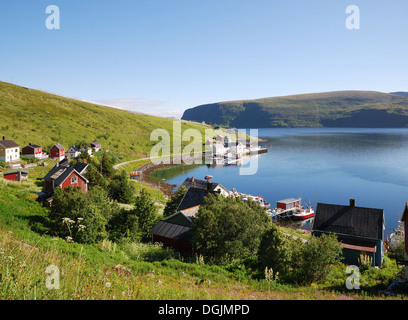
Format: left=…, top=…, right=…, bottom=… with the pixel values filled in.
left=180, top=177, right=228, bottom=193
left=43, top=163, right=88, bottom=186
left=313, top=202, right=384, bottom=240
left=72, top=162, right=88, bottom=174
left=176, top=187, right=214, bottom=212
left=150, top=220, right=192, bottom=242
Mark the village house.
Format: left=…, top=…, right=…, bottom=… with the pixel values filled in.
left=312, top=199, right=385, bottom=267
left=43, top=160, right=89, bottom=195
left=151, top=176, right=230, bottom=253
left=90, top=141, right=101, bottom=152
left=49, top=143, right=65, bottom=161
left=21, top=143, right=44, bottom=159
left=2, top=169, right=29, bottom=182
left=0, top=137, right=20, bottom=163
left=66, top=145, right=81, bottom=159
left=180, top=176, right=230, bottom=197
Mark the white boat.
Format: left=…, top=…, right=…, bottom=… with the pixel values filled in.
left=389, top=221, right=404, bottom=251
left=292, top=206, right=315, bottom=220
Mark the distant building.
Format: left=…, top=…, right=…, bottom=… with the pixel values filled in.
left=179, top=177, right=230, bottom=197
left=90, top=141, right=101, bottom=152
left=312, top=199, right=385, bottom=267
left=21, top=144, right=43, bottom=159
left=66, top=145, right=81, bottom=159
left=3, top=169, right=29, bottom=182
left=0, top=137, right=20, bottom=163
left=49, top=143, right=65, bottom=161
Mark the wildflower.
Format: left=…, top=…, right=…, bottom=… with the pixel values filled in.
left=62, top=217, right=75, bottom=224
left=78, top=225, right=86, bottom=231
left=77, top=218, right=84, bottom=222
left=105, top=282, right=112, bottom=288
left=8, top=256, right=13, bottom=261
left=66, top=236, right=73, bottom=243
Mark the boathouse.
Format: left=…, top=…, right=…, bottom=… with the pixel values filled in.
left=312, top=199, right=385, bottom=267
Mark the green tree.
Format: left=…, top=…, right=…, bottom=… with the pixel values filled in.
left=49, top=186, right=119, bottom=244
left=107, top=189, right=158, bottom=242
left=101, top=151, right=114, bottom=177
left=163, top=185, right=187, bottom=218
left=258, top=224, right=292, bottom=280
left=108, top=170, right=135, bottom=204
left=297, top=234, right=343, bottom=285
left=191, top=194, right=270, bottom=264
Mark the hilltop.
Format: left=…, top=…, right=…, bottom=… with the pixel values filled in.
left=0, top=81, right=208, bottom=160
left=181, top=91, right=408, bottom=128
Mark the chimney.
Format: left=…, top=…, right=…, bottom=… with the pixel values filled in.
left=350, top=198, right=355, bottom=207
left=205, top=175, right=213, bottom=191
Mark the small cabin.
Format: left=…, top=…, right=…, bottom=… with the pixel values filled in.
left=3, top=169, right=29, bottom=182
left=277, top=198, right=301, bottom=211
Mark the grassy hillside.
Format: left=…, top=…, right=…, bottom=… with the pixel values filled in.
left=0, top=81, right=209, bottom=162
left=182, top=91, right=408, bottom=128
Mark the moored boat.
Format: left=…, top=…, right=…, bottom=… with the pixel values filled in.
left=292, top=206, right=314, bottom=220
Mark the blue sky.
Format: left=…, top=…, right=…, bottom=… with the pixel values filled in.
left=1, top=1, right=407, bottom=118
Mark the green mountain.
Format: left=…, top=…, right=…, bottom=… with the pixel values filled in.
left=182, top=91, right=408, bottom=128
left=0, top=81, right=207, bottom=159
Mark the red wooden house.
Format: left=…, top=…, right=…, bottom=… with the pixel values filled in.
left=43, top=161, right=88, bottom=194
left=49, top=143, right=65, bottom=161
left=22, top=144, right=43, bottom=159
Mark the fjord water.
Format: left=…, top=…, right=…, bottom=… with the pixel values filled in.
left=164, top=128, right=408, bottom=237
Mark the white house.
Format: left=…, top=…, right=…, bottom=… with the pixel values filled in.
left=0, top=137, right=20, bottom=163
left=66, top=145, right=81, bottom=159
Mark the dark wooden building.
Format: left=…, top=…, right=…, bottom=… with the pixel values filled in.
left=21, top=144, right=43, bottom=159
left=150, top=212, right=193, bottom=254
left=312, top=199, right=385, bottom=267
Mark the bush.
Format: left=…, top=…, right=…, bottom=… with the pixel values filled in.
left=49, top=186, right=120, bottom=244
left=191, top=194, right=271, bottom=264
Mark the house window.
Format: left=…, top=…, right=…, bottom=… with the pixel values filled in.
left=71, top=177, right=78, bottom=184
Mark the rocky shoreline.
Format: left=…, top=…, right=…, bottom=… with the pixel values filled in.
left=136, top=154, right=204, bottom=197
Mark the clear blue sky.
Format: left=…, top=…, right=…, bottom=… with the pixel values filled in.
left=1, top=1, right=407, bottom=118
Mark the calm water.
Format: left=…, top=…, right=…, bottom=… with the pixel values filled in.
left=162, top=128, right=408, bottom=237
